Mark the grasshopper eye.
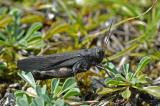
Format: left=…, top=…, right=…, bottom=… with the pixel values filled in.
left=96, top=48, right=104, bottom=61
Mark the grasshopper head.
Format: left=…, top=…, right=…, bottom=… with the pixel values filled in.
left=87, top=47, right=104, bottom=66
left=80, top=47, right=104, bottom=65
left=94, top=47, right=104, bottom=63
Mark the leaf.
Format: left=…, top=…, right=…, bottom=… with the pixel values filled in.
left=115, top=74, right=126, bottom=82
left=53, top=98, right=65, bottom=106
left=0, top=62, right=6, bottom=70
left=36, top=85, right=46, bottom=96
left=16, top=94, right=30, bottom=106
left=130, top=77, right=139, bottom=85
left=108, top=44, right=138, bottom=60
left=105, top=79, right=120, bottom=85
left=0, top=32, right=7, bottom=40
left=134, top=56, right=151, bottom=76
left=21, top=15, right=45, bottom=24
left=121, top=4, right=140, bottom=17
left=31, top=96, right=44, bottom=106
left=14, top=90, right=28, bottom=97
left=58, top=77, right=76, bottom=96
left=123, top=64, right=130, bottom=80
left=16, top=30, right=25, bottom=40
left=24, top=22, right=43, bottom=40
left=121, top=87, right=131, bottom=100
left=143, top=86, right=160, bottom=98
left=18, top=71, right=36, bottom=88
left=51, top=78, right=60, bottom=97
left=104, top=62, right=118, bottom=76
left=51, top=79, right=59, bottom=93
left=63, top=88, right=80, bottom=99
left=105, top=77, right=128, bottom=86
left=0, top=40, right=6, bottom=46
left=97, top=87, right=125, bottom=95
left=126, top=72, right=134, bottom=81
left=41, top=95, right=51, bottom=103
left=44, top=23, right=70, bottom=40
left=27, top=37, right=45, bottom=49
left=137, top=74, right=148, bottom=84
left=0, top=7, right=8, bottom=15
left=0, top=16, right=13, bottom=28
left=26, top=32, right=41, bottom=41
left=61, top=78, right=76, bottom=91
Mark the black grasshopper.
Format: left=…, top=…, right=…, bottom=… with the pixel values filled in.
left=17, top=47, right=104, bottom=79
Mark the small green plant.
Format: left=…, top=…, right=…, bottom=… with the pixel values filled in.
left=97, top=56, right=160, bottom=102
left=0, top=9, right=45, bottom=59
left=15, top=71, right=80, bottom=106
left=0, top=9, right=45, bottom=79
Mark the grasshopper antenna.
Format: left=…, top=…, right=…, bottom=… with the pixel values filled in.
left=96, top=20, right=113, bottom=78
left=104, top=20, right=113, bottom=46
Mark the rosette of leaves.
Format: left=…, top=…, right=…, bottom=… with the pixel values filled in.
left=15, top=72, right=80, bottom=106
left=97, top=56, right=160, bottom=105
left=0, top=9, right=45, bottom=79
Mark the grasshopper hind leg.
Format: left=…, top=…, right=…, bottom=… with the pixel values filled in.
left=72, top=60, right=90, bottom=74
